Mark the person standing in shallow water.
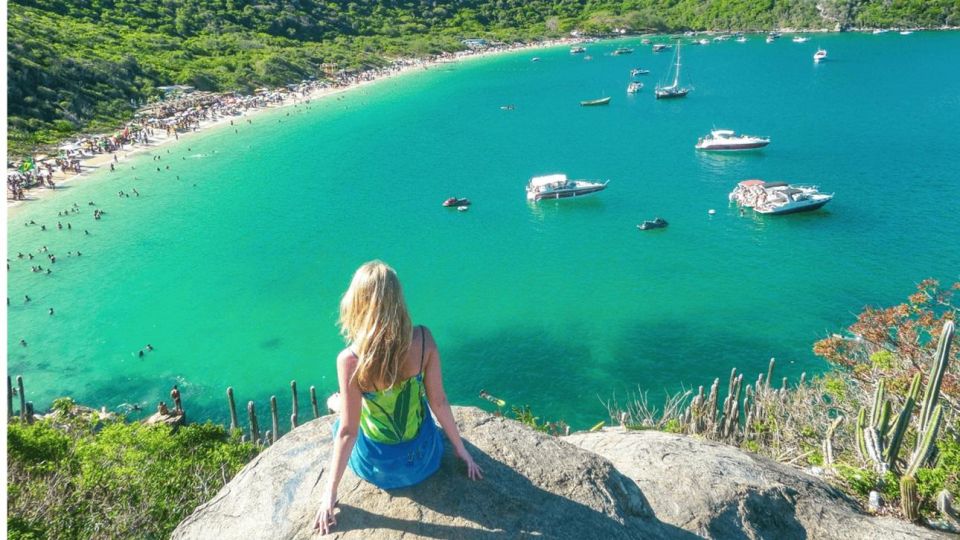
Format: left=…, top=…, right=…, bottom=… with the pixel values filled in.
left=313, top=261, right=482, bottom=535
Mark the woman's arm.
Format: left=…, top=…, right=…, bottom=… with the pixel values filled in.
left=421, top=327, right=482, bottom=480
left=313, top=350, right=363, bottom=534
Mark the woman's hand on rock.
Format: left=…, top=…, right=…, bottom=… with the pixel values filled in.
left=313, top=490, right=337, bottom=535
left=456, top=447, right=483, bottom=481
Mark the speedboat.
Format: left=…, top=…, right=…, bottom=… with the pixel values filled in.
left=499, top=104, right=515, bottom=111
left=792, top=36, right=810, bottom=43
left=696, top=129, right=770, bottom=151
left=766, top=35, right=775, bottom=43
left=526, top=174, right=608, bottom=201
left=580, top=97, right=611, bottom=106
left=612, top=47, right=634, bottom=55
left=736, top=36, right=747, bottom=43
left=814, top=49, right=827, bottom=63
left=531, top=57, right=540, bottom=62
left=729, top=180, right=833, bottom=215
left=900, top=30, right=913, bottom=35
left=697, top=39, right=710, bottom=45
left=570, top=46, right=586, bottom=54
left=627, top=81, right=643, bottom=93
left=638, top=217, right=668, bottom=230
left=631, top=68, right=650, bottom=76
left=442, top=197, right=471, bottom=207
left=652, top=44, right=671, bottom=52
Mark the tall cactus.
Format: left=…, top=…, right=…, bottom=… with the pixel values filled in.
left=917, top=320, right=954, bottom=447
left=856, top=407, right=868, bottom=462
left=906, top=403, right=943, bottom=477
left=884, top=373, right=922, bottom=472
left=870, top=379, right=886, bottom=427
left=901, top=475, right=920, bottom=522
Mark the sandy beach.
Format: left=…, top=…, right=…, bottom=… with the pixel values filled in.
left=6, top=37, right=580, bottom=216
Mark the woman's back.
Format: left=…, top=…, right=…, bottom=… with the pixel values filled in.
left=357, top=326, right=429, bottom=444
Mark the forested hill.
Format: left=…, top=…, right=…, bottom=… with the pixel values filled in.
left=7, top=0, right=960, bottom=156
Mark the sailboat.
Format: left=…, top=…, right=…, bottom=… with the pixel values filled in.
left=655, top=41, right=690, bottom=100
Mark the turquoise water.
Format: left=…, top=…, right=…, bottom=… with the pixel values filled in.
left=7, top=32, right=960, bottom=428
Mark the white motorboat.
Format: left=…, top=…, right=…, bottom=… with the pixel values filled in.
left=729, top=180, right=833, bottom=215
left=526, top=174, right=608, bottom=201
left=900, top=30, right=914, bottom=35
left=766, top=35, right=775, bottom=43
left=814, top=48, right=827, bottom=63
left=627, top=81, right=643, bottom=93
left=696, top=129, right=770, bottom=151
left=652, top=43, right=671, bottom=52
left=736, top=36, right=747, bottom=43
left=792, top=36, right=810, bottom=43
left=570, top=46, right=586, bottom=54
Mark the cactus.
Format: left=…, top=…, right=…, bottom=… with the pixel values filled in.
left=310, top=385, right=320, bottom=418
left=937, top=489, right=959, bottom=527
left=907, top=403, right=942, bottom=477
left=870, top=379, right=886, bottom=428
left=799, top=372, right=807, bottom=387
left=884, top=373, right=922, bottom=472
left=917, top=320, right=954, bottom=446
left=864, top=427, right=885, bottom=471
left=766, top=358, right=775, bottom=391
left=247, top=401, right=259, bottom=444
left=876, top=400, right=891, bottom=440
left=290, top=380, right=299, bottom=429
left=856, top=407, right=868, bottom=461
left=900, top=475, right=920, bottom=522
left=270, top=395, right=279, bottom=444
left=226, top=387, right=238, bottom=431
left=822, top=416, right=844, bottom=466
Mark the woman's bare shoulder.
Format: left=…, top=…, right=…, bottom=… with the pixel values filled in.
left=337, top=348, right=359, bottom=371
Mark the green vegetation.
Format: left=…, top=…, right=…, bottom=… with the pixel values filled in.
left=7, top=400, right=259, bottom=539
left=608, top=280, right=959, bottom=523
left=8, top=0, right=960, bottom=156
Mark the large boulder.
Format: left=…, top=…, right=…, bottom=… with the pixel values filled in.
left=172, top=407, right=694, bottom=539
left=566, top=428, right=948, bottom=540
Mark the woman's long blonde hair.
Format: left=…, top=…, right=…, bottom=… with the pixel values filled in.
left=339, top=261, right=412, bottom=392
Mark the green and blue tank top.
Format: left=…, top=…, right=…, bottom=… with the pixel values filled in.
left=358, top=326, right=427, bottom=444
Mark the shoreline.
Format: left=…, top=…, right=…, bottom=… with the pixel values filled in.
left=5, top=37, right=580, bottom=216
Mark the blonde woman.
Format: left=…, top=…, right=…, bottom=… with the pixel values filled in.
left=314, top=261, right=482, bottom=535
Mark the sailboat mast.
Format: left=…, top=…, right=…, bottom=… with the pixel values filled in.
left=673, top=42, right=681, bottom=87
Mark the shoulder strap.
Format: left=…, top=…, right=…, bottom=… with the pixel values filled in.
left=418, top=325, right=426, bottom=374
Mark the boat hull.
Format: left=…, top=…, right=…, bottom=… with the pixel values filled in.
left=696, top=141, right=770, bottom=151
left=580, top=97, right=611, bottom=106
left=529, top=184, right=607, bottom=201
left=756, top=198, right=832, bottom=215
left=655, top=89, right=689, bottom=99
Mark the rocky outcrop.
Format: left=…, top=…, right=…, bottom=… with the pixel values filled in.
left=174, top=407, right=946, bottom=539
left=172, top=407, right=695, bottom=539
left=567, top=428, right=948, bottom=540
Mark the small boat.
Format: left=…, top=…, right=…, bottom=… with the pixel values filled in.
left=442, top=197, right=471, bottom=207
left=652, top=44, right=671, bottom=52
left=736, top=36, right=747, bottom=43
left=580, top=97, right=611, bottom=106
left=766, top=35, right=775, bottom=43
left=526, top=173, right=608, bottom=201
left=570, top=46, right=587, bottom=54
left=729, top=180, right=833, bottom=215
left=813, top=48, right=827, bottom=63
left=638, top=217, right=668, bottom=230
left=499, top=104, right=515, bottom=111
left=792, top=36, right=810, bottom=43
left=457, top=205, right=469, bottom=212
left=584, top=55, right=593, bottom=61
left=627, top=81, right=643, bottom=93
left=872, top=29, right=887, bottom=34
left=655, top=42, right=690, bottom=100
left=900, top=30, right=913, bottom=35
left=641, top=39, right=651, bottom=45
left=531, top=57, right=541, bottom=62
left=612, top=47, right=634, bottom=55
left=696, top=129, right=770, bottom=151
left=697, top=39, right=710, bottom=45
left=631, top=68, right=650, bottom=76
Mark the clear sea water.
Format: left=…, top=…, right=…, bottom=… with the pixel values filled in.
left=7, top=32, right=960, bottom=429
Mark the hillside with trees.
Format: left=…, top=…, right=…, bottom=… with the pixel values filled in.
left=7, top=0, right=960, bottom=156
